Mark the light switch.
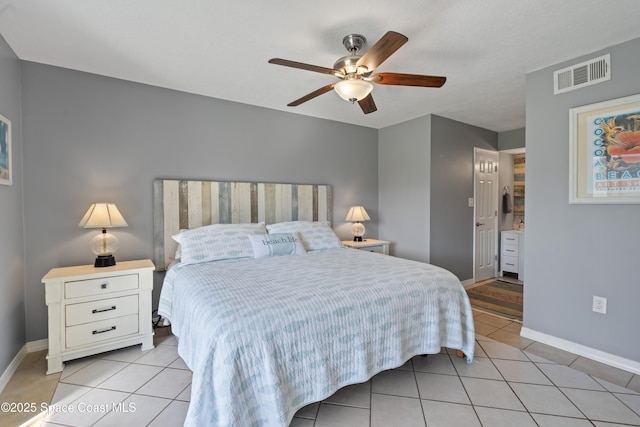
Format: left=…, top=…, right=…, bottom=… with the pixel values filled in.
left=468, top=198, right=474, bottom=207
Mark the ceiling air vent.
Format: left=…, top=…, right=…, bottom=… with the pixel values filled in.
left=553, top=54, right=610, bottom=95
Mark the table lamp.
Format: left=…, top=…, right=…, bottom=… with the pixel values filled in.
left=345, top=206, right=370, bottom=242
left=79, top=203, right=128, bottom=267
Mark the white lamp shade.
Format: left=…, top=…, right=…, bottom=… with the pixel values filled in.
left=345, top=206, right=370, bottom=222
left=79, top=203, right=128, bottom=228
left=334, top=79, right=374, bottom=102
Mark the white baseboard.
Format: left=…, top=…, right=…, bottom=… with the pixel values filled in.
left=521, top=327, right=640, bottom=376
left=0, top=345, right=28, bottom=394
left=0, top=339, right=48, bottom=394
left=26, top=339, right=48, bottom=353
left=461, top=278, right=474, bottom=286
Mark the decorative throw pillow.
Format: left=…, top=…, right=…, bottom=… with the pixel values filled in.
left=248, top=233, right=306, bottom=258
left=172, top=223, right=267, bottom=265
left=266, top=221, right=343, bottom=251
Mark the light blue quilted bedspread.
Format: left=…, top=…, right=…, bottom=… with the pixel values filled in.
left=158, top=248, right=475, bottom=427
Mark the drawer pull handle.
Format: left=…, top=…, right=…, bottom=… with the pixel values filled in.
left=100, top=283, right=109, bottom=289
left=506, top=249, right=515, bottom=252
left=506, top=263, right=515, bottom=266
left=92, top=326, right=116, bottom=335
left=92, top=305, right=116, bottom=314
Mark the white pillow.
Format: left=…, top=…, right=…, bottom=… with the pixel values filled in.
left=172, top=223, right=267, bottom=265
left=248, top=233, right=306, bottom=258
left=173, top=229, right=187, bottom=261
left=266, top=221, right=343, bottom=251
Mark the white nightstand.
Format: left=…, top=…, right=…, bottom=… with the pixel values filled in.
left=42, top=259, right=155, bottom=374
left=342, top=239, right=391, bottom=255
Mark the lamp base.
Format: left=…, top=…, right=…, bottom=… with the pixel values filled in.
left=351, top=222, right=365, bottom=242
left=94, top=255, right=116, bottom=268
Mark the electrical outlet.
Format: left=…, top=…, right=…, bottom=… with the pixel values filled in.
left=592, top=296, right=607, bottom=314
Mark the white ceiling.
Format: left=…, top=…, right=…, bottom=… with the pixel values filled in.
left=2, top=0, right=640, bottom=132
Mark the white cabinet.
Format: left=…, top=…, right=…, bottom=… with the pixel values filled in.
left=42, top=259, right=155, bottom=374
left=500, top=231, right=524, bottom=281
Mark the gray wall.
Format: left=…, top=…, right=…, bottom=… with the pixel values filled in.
left=21, top=62, right=378, bottom=342
left=0, top=35, right=25, bottom=374
left=378, top=116, right=431, bottom=261
left=498, top=128, right=525, bottom=151
left=525, top=37, right=640, bottom=362
left=378, top=114, right=498, bottom=280
left=429, top=115, right=498, bottom=280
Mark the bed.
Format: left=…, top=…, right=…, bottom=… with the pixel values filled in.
left=154, top=179, right=475, bottom=427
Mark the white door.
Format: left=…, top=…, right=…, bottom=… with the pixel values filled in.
left=474, top=148, right=499, bottom=282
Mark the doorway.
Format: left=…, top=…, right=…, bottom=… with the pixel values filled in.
left=498, top=148, right=526, bottom=284
left=499, top=148, right=526, bottom=235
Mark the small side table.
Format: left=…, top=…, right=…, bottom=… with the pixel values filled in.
left=342, top=239, right=390, bottom=255
left=42, top=259, right=155, bottom=374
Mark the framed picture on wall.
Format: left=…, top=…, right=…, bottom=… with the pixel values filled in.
left=0, top=113, right=11, bottom=186
left=569, top=93, right=640, bottom=204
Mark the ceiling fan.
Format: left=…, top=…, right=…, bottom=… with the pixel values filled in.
left=268, top=31, right=446, bottom=114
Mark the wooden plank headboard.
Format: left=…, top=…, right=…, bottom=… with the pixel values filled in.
left=153, top=179, right=332, bottom=270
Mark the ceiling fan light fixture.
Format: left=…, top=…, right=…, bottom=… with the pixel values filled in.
left=334, top=79, right=373, bottom=103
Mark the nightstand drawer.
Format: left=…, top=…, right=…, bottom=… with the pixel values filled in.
left=66, top=295, right=139, bottom=327
left=65, top=274, right=138, bottom=299
left=501, top=256, right=519, bottom=273
left=501, top=244, right=519, bottom=256
left=66, top=314, right=139, bottom=348
left=502, top=234, right=519, bottom=245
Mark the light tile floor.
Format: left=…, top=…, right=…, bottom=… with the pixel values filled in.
left=1, top=311, right=639, bottom=426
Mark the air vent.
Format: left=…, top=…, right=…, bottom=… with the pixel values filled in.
left=553, top=54, right=610, bottom=94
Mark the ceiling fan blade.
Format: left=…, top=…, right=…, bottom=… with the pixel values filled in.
left=287, top=84, right=335, bottom=107
left=358, top=94, right=377, bottom=114
left=372, top=72, right=446, bottom=87
left=269, top=58, right=337, bottom=75
left=356, top=31, right=408, bottom=72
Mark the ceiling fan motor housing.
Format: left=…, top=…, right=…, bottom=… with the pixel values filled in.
left=342, top=34, right=366, bottom=53
left=334, top=55, right=365, bottom=75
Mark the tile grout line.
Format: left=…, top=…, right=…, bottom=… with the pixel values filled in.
left=55, top=344, right=186, bottom=426
left=460, top=336, right=639, bottom=424
left=409, top=356, right=430, bottom=426
left=446, top=348, right=484, bottom=424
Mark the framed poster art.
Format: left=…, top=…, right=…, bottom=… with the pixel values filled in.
left=569, top=93, right=640, bottom=204
left=0, top=113, right=10, bottom=186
